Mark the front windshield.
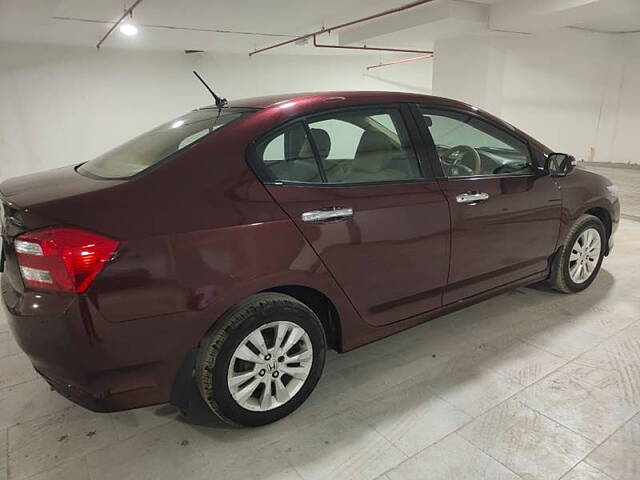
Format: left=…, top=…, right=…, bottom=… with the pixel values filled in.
left=78, top=108, right=254, bottom=179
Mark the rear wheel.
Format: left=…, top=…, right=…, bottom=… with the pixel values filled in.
left=550, top=214, right=605, bottom=293
left=196, top=293, right=326, bottom=426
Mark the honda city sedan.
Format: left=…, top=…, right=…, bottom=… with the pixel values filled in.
left=0, top=91, right=620, bottom=426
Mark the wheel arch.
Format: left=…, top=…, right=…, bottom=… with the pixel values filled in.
left=584, top=206, right=612, bottom=253
left=260, top=285, right=342, bottom=353
left=194, top=281, right=347, bottom=354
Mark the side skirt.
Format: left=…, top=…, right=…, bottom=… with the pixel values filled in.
left=340, top=269, right=550, bottom=352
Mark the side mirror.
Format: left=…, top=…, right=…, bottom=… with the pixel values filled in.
left=545, top=153, right=576, bottom=177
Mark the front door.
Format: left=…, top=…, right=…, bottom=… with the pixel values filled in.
left=416, top=106, right=562, bottom=304
left=254, top=106, right=450, bottom=326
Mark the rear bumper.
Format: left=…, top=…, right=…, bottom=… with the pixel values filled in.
left=35, top=368, right=165, bottom=412
left=1, top=275, right=191, bottom=412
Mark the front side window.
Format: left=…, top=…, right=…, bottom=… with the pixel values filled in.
left=78, top=108, right=254, bottom=179
left=308, top=109, right=421, bottom=183
left=420, top=108, right=534, bottom=178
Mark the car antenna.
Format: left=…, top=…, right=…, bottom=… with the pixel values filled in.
left=192, top=70, right=228, bottom=110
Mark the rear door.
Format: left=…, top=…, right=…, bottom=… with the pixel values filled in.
left=414, top=105, right=562, bottom=304
left=252, top=105, right=450, bottom=326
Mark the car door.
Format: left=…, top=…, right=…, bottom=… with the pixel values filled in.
left=414, top=105, right=562, bottom=304
left=251, top=105, right=450, bottom=326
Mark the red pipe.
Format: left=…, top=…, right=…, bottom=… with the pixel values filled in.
left=249, top=0, right=435, bottom=56
left=366, top=53, right=433, bottom=71
left=313, top=35, right=432, bottom=55
left=97, top=0, right=145, bottom=49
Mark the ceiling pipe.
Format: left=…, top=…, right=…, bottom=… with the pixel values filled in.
left=249, top=0, right=435, bottom=56
left=96, top=0, right=145, bottom=49
left=366, top=53, right=433, bottom=71
left=312, top=34, right=432, bottom=55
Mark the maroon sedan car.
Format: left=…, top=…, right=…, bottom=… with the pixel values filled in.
left=0, top=91, right=619, bottom=426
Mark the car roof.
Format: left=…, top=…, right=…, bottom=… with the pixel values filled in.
left=200, top=91, right=472, bottom=110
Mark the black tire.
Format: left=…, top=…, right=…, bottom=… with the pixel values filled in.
left=550, top=214, right=606, bottom=293
left=196, top=292, right=326, bottom=426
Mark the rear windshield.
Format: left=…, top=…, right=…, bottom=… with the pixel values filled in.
left=78, top=108, right=254, bottom=179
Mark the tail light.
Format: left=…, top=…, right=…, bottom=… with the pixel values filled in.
left=14, top=227, right=119, bottom=293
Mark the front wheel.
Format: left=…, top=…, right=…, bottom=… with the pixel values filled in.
left=196, top=293, right=326, bottom=426
left=550, top=214, right=606, bottom=293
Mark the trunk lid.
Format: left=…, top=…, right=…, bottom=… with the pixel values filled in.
left=0, top=165, right=124, bottom=212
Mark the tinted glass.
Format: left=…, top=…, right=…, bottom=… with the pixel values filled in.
left=78, top=109, right=253, bottom=179
left=420, top=108, right=533, bottom=177
left=307, top=110, right=421, bottom=183
left=256, top=123, right=322, bottom=183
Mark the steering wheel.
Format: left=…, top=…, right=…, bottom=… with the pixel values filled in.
left=440, top=145, right=482, bottom=176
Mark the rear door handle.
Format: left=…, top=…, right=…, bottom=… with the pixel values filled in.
left=456, top=192, right=490, bottom=204
left=301, top=207, right=353, bottom=223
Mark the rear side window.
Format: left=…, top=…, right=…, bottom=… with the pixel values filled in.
left=307, top=110, right=421, bottom=183
left=78, top=109, right=254, bottom=179
left=253, top=108, right=422, bottom=185
left=255, top=123, right=322, bottom=183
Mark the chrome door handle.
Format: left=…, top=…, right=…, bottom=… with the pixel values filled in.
left=301, top=207, right=353, bottom=223
left=456, top=192, right=490, bottom=204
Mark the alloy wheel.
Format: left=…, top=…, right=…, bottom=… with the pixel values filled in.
left=569, top=227, right=601, bottom=284
left=227, top=321, right=313, bottom=411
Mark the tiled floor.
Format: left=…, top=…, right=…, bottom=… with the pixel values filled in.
left=1, top=165, right=639, bottom=480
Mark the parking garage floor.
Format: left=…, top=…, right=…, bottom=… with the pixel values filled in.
left=1, top=165, right=639, bottom=480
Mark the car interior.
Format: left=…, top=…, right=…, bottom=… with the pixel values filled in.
left=260, top=111, right=420, bottom=183
left=435, top=144, right=535, bottom=177
left=260, top=109, right=536, bottom=184
left=423, top=113, right=536, bottom=178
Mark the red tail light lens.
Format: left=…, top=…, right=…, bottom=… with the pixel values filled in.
left=15, top=227, right=119, bottom=293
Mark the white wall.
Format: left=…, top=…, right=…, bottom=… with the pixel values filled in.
left=3, top=29, right=637, bottom=181
left=0, top=42, right=432, bottom=180
left=432, top=29, right=640, bottom=164
left=607, top=33, right=640, bottom=165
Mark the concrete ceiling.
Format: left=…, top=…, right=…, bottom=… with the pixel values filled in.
left=337, top=0, right=640, bottom=49
left=573, top=0, right=640, bottom=33
left=0, top=0, right=639, bottom=54
left=0, top=0, right=411, bottom=53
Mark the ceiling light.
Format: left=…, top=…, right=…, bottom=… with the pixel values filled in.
left=119, top=23, right=138, bottom=36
